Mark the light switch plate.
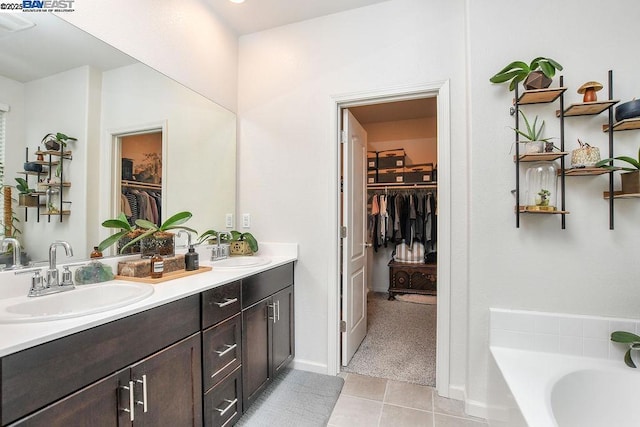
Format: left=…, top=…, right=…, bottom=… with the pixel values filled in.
left=242, top=213, right=250, bottom=228
left=225, top=213, right=233, bottom=228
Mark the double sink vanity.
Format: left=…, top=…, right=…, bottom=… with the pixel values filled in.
left=0, top=244, right=297, bottom=427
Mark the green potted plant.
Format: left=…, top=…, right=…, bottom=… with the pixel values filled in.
left=123, top=211, right=197, bottom=257
left=14, top=177, right=39, bottom=207
left=97, top=212, right=144, bottom=254
left=40, top=132, right=77, bottom=151
left=611, top=331, right=640, bottom=368
left=511, top=111, right=554, bottom=154
left=490, top=57, right=563, bottom=91
left=196, top=229, right=259, bottom=255
left=596, top=147, right=640, bottom=194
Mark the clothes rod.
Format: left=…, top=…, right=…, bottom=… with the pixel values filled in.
left=122, top=180, right=162, bottom=190
left=367, top=183, right=437, bottom=190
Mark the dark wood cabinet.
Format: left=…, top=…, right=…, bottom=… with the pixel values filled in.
left=11, top=334, right=202, bottom=427
left=388, top=260, right=437, bottom=300
left=241, top=263, right=295, bottom=411
left=203, top=367, right=242, bottom=427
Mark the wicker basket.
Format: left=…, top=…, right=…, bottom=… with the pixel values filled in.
left=230, top=240, right=253, bottom=256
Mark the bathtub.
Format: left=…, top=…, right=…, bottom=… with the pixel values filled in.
left=490, top=346, right=640, bottom=427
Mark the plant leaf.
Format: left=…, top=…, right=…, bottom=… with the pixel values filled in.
left=135, top=219, right=158, bottom=231
left=613, top=156, right=640, bottom=170
left=508, top=74, right=526, bottom=91
left=538, top=61, right=554, bottom=78
left=545, top=57, right=563, bottom=71
left=242, top=233, right=259, bottom=252
left=97, top=230, right=128, bottom=252
left=197, top=229, right=218, bottom=245
left=624, top=348, right=637, bottom=368
left=490, top=70, right=526, bottom=84
left=119, top=228, right=155, bottom=253
left=611, top=331, right=640, bottom=343
left=163, top=225, right=198, bottom=235
left=230, top=230, right=242, bottom=241
left=160, top=211, right=193, bottom=230
left=101, top=218, right=132, bottom=230
left=492, top=61, right=529, bottom=77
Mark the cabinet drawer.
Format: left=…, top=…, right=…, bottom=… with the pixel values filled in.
left=204, top=367, right=242, bottom=427
left=202, top=281, right=241, bottom=329
left=242, top=263, right=294, bottom=308
left=203, top=314, right=242, bottom=392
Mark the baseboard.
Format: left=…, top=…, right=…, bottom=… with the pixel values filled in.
left=446, top=384, right=488, bottom=420
left=290, top=358, right=329, bottom=375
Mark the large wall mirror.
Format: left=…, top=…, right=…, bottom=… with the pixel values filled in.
left=0, top=13, right=236, bottom=263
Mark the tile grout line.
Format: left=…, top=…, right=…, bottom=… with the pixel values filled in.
left=432, top=388, right=436, bottom=426
left=377, top=378, right=389, bottom=426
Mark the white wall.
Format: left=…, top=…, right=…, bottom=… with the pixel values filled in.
left=0, top=77, right=25, bottom=185
left=237, top=0, right=469, bottom=388
left=467, top=0, right=640, bottom=411
left=56, top=0, right=239, bottom=112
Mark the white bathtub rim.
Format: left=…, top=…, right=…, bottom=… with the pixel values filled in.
left=490, top=346, right=633, bottom=427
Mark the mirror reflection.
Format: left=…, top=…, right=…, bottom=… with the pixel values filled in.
left=0, top=13, right=236, bottom=264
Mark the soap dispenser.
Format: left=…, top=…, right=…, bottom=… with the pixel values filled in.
left=185, top=244, right=199, bottom=271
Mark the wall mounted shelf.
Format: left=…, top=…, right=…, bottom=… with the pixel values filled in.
left=602, top=117, right=640, bottom=132
left=557, top=100, right=619, bottom=117
left=514, top=152, right=568, bottom=163
left=564, top=167, right=611, bottom=176
left=518, top=206, right=570, bottom=214
left=603, top=191, right=640, bottom=200
left=516, top=87, right=567, bottom=105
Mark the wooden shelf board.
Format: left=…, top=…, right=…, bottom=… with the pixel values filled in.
left=40, top=210, right=71, bottom=216
left=602, top=117, right=640, bottom=132
left=603, top=191, right=640, bottom=199
left=115, top=266, right=212, bottom=284
left=36, top=150, right=72, bottom=159
left=516, top=87, right=567, bottom=105
left=39, top=182, right=71, bottom=187
left=564, top=167, right=610, bottom=176
left=557, top=100, right=619, bottom=117
left=17, top=171, right=48, bottom=176
left=514, top=152, right=568, bottom=162
left=518, top=206, right=569, bottom=214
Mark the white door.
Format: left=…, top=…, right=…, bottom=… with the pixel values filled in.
left=341, top=109, right=368, bottom=366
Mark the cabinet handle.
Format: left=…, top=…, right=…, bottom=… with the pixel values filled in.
left=276, top=300, right=280, bottom=322
left=221, top=413, right=238, bottom=427
left=211, top=358, right=237, bottom=378
left=135, top=374, right=148, bottom=413
left=214, top=297, right=238, bottom=308
left=215, top=343, right=237, bottom=357
left=119, top=381, right=135, bottom=421
left=216, top=398, right=238, bottom=416
left=267, top=303, right=277, bottom=323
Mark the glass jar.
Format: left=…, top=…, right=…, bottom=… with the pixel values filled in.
left=524, top=162, right=558, bottom=211
left=45, top=185, right=61, bottom=214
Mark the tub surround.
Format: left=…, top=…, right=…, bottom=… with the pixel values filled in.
left=489, top=308, right=640, bottom=427
left=0, top=242, right=297, bottom=358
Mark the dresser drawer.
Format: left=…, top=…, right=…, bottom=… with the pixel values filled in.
left=203, top=367, right=242, bottom=427
left=203, top=313, right=242, bottom=392
left=202, top=281, right=241, bottom=329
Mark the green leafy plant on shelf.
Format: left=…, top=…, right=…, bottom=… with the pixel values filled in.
left=596, top=147, right=640, bottom=171
left=40, top=132, right=77, bottom=151
left=490, top=57, right=563, bottom=91
left=611, top=331, right=640, bottom=368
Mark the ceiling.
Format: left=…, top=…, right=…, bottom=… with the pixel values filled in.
left=350, top=98, right=438, bottom=124
left=207, top=0, right=390, bottom=35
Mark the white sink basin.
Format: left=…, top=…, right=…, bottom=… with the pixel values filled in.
left=0, top=281, right=154, bottom=323
left=212, top=256, right=272, bottom=269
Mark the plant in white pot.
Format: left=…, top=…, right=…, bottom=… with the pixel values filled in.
left=511, top=111, right=555, bottom=154
left=596, top=147, right=640, bottom=194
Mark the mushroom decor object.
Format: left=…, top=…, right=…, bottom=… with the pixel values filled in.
left=577, top=81, right=603, bottom=103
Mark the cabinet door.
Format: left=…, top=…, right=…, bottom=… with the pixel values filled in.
left=272, top=285, right=295, bottom=377
left=130, top=333, right=203, bottom=427
left=242, top=299, right=271, bottom=409
left=10, top=369, right=130, bottom=427
left=203, top=367, right=242, bottom=427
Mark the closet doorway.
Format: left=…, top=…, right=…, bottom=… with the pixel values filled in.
left=338, top=92, right=443, bottom=389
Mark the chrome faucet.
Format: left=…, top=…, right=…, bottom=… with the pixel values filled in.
left=29, top=240, right=75, bottom=297
left=1, top=237, right=22, bottom=270
left=211, top=231, right=232, bottom=261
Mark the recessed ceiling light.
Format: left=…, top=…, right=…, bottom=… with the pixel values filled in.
left=0, top=14, right=34, bottom=37
left=229, top=0, right=245, bottom=3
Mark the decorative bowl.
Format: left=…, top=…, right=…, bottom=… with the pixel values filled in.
left=23, top=162, right=43, bottom=173
left=615, top=99, right=640, bottom=122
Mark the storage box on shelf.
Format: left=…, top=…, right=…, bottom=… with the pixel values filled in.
left=367, top=151, right=377, bottom=170
left=377, top=149, right=405, bottom=169
left=377, top=167, right=404, bottom=184
left=404, top=163, right=434, bottom=183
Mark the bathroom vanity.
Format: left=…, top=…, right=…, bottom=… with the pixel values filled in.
left=0, top=255, right=295, bottom=427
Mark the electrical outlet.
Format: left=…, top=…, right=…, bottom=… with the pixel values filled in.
left=242, top=213, right=251, bottom=228
left=225, top=213, right=233, bottom=228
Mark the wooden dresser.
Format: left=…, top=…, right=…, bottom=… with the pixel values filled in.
left=388, top=260, right=437, bottom=300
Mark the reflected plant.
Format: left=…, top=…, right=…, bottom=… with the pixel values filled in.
left=611, top=331, right=640, bottom=368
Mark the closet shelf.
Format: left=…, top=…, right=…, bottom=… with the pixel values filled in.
left=367, top=182, right=437, bottom=190
left=122, top=180, right=162, bottom=190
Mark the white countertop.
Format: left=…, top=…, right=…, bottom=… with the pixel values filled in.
left=0, top=243, right=297, bottom=357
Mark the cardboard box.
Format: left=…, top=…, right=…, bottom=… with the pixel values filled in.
left=377, top=168, right=404, bottom=184
left=367, top=170, right=378, bottom=184
left=404, top=163, right=434, bottom=183
left=367, top=151, right=377, bottom=170
left=377, top=149, right=405, bottom=169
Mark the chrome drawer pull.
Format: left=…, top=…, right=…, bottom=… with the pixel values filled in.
left=215, top=343, right=237, bottom=357
left=267, top=303, right=277, bottom=323
left=119, top=381, right=135, bottom=421
left=216, top=398, right=238, bottom=416
left=215, top=298, right=238, bottom=308
left=211, top=358, right=237, bottom=378
left=135, top=374, right=148, bottom=413
left=221, top=412, right=238, bottom=427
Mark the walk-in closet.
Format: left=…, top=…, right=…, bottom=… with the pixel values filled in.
left=341, top=97, right=438, bottom=387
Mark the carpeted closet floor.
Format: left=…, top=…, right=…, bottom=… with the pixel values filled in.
left=341, top=292, right=437, bottom=386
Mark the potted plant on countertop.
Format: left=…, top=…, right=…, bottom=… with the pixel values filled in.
left=490, top=57, right=563, bottom=91
left=97, top=212, right=144, bottom=254
left=196, top=229, right=259, bottom=255
left=596, top=147, right=640, bottom=194
left=122, top=211, right=197, bottom=258
left=511, top=110, right=555, bottom=154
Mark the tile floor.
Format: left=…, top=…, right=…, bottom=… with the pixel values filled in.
left=328, top=373, right=488, bottom=427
